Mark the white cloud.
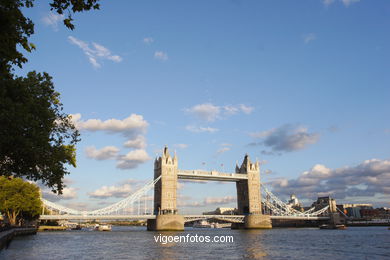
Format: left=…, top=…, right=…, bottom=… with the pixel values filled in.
left=68, top=36, right=122, bottom=68
left=323, top=0, right=335, bottom=6
left=154, top=51, right=168, bottom=61
left=185, top=125, right=219, bottom=133
left=303, top=33, right=316, bottom=44
left=85, top=146, right=119, bottom=160
left=186, top=103, right=220, bottom=122
left=217, top=147, right=231, bottom=154
left=221, top=143, right=232, bottom=147
left=174, top=143, right=189, bottom=149
left=269, top=159, right=390, bottom=205
left=185, top=103, right=254, bottom=122
left=89, top=179, right=147, bottom=199
left=143, top=37, right=154, bottom=44
left=42, top=187, right=78, bottom=201
left=89, top=184, right=132, bottom=198
left=70, top=114, right=150, bottom=170
left=41, top=12, right=63, bottom=31
left=179, top=196, right=236, bottom=207
left=124, top=135, right=146, bottom=149
left=223, top=104, right=254, bottom=115
left=238, top=104, right=254, bottom=114
left=341, top=0, right=360, bottom=6
left=204, top=196, right=236, bottom=205
left=250, top=124, right=320, bottom=152
left=217, top=143, right=232, bottom=154
left=63, top=202, right=89, bottom=211
left=117, top=149, right=151, bottom=169
left=70, top=113, right=148, bottom=137
left=323, top=0, right=360, bottom=7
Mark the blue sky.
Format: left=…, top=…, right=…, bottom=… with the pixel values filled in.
left=18, top=0, right=390, bottom=212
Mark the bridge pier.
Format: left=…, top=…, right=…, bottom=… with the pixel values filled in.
left=147, top=215, right=184, bottom=231
left=244, top=214, right=272, bottom=229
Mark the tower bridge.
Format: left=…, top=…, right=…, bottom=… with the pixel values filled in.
left=40, top=146, right=337, bottom=230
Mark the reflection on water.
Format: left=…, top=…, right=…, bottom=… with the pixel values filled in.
left=240, top=230, right=268, bottom=259
left=1, top=226, right=389, bottom=260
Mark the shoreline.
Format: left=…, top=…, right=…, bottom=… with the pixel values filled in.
left=0, top=228, right=37, bottom=250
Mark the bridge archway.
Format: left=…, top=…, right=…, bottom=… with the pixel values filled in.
left=147, top=147, right=272, bottom=231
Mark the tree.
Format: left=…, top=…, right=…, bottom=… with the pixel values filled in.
left=0, top=176, right=42, bottom=226
left=0, top=0, right=100, bottom=72
left=0, top=71, right=80, bottom=192
left=0, top=0, right=100, bottom=192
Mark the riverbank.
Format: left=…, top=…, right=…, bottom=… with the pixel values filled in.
left=38, top=225, right=67, bottom=231
left=0, top=228, right=37, bottom=250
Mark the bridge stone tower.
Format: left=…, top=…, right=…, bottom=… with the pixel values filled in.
left=235, top=155, right=272, bottom=229
left=147, top=147, right=184, bottom=231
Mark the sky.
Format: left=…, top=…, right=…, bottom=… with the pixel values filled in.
left=17, top=0, right=390, bottom=213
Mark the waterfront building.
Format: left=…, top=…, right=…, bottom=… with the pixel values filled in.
left=203, top=207, right=237, bottom=215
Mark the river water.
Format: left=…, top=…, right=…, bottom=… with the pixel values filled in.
left=1, top=226, right=389, bottom=259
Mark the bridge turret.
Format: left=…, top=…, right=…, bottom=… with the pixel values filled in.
left=149, top=146, right=184, bottom=231
left=235, top=154, right=271, bottom=228
left=153, top=146, right=179, bottom=215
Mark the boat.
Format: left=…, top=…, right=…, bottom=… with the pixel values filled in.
left=95, top=224, right=112, bottom=231
left=193, top=220, right=212, bottom=228
left=71, top=224, right=82, bottom=230
left=335, top=224, right=347, bottom=230
left=320, top=224, right=347, bottom=230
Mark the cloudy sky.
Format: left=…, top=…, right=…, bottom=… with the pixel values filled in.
left=18, top=0, right=390, bottom=213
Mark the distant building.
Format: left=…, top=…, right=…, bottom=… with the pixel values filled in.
left=312, top=196, right=331, bottom=210
left=360, top=208, right=380, bottom=219
left=343, top=204, right=373, bottom=219
left=343, top=203, right=373, bottom=209
left=287, top=194, right=303, bottom=212
left=203, top=207, right=237, bottom=215
left=288, top=194, right=301, bottom=207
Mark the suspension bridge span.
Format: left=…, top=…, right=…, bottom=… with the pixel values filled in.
left=40, top=147, right=337, bottom=230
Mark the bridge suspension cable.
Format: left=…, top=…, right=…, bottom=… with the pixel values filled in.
left=42, top=175, right=330, bottom=218
left=261, top=185, right=329, bottom=217
left=42, top=176, right=161, bottom=216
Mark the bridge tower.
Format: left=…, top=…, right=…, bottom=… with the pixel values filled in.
left=235, top=155, right=272, bottom=229
left=147, top=146, right=184, bottom=231
left=328, top=198, right=343, bottom=226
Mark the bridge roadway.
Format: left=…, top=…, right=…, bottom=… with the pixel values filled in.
left=40, top=214, right=330, bottom=221
left=177, top=170, right=248, bottom=182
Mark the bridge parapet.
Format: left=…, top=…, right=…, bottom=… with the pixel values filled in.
left=178, top=170, right=248, bottom=181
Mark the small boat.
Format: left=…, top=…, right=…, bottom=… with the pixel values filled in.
left=193, top=220, right=212, bottom=228
left=71, top=224, right=82, bottom=230
left=335, top=224, right=347, bottom=230
left=320, top=224, right=346, bottom=230
left=97, top=224, right=112, bottom=231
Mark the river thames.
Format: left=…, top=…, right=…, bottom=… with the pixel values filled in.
left=1, top=226, right=389, bottom=259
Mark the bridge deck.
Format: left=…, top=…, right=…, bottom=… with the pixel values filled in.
left=178, top=170, right=248, bottom=182
left=40, top=214, right=329, bottom=221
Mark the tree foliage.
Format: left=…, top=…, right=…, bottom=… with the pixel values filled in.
left=0, top=71, right=80, bottom=192
left=0, top=176, right=42, bottom=226
left=0, top=0, right=100, bottom=72
left=0, top=0, right=100, bottom=192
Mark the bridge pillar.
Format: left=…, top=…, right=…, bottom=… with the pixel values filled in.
left=147, top=147, right=184, bottom=231
left=328, top=198, right=343, bottom=226
left=236, top=155, right=272, bottom=229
